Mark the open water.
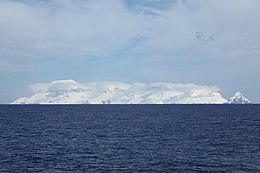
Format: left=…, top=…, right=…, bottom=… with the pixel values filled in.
left=0, top=105, right=259, bottom=172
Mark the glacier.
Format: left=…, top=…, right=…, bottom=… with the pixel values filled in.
left=13, top=80, right=227, bottom=104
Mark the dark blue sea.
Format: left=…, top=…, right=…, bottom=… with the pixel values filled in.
left=0, top=105, right=259, bottom=173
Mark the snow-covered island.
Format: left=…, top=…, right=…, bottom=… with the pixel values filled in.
left=12, top=80, right=252, bottom=104
left=13, top=80, right=227, bottom=104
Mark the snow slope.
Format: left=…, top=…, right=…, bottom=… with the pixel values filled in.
left=226, top=91, right=251, bottom=104
left=13, top=80, right=227, bottom=104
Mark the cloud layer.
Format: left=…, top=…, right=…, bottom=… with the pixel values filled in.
left=13, top=80, right=226, bottom=104
left=1, top=0, right=260, bottom=63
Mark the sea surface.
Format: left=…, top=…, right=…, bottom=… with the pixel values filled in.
left=0, top=105, right=259, bottom=173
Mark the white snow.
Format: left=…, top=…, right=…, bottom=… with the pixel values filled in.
left=12, top=80, right=227, bottom=104
left=226, top=91, right=251, bottom=104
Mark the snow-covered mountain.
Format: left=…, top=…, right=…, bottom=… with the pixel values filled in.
left=226, top=91, right=251, bottom=104
left=12, top=80, right=227, bottom=104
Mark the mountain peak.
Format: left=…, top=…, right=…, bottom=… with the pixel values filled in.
left=234, top=91, right=242, bottom=97
left=226, top=91, right=251, bottom=104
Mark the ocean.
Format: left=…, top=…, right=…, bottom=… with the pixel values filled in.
left=0, top=105, right=259, bottom=172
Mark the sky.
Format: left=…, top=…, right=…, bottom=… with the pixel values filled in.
left=0, top=0, right=260, bottom=103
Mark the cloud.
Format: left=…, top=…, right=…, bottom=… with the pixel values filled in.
left=13, top=79, right=226, bottom=104
left=0, top=0, right=140, bottom=60
left=1, top=0, right=260, bottom=63
left=243, top=47, right=259, bottom=52
left=195, top=32, right=215, bottom=42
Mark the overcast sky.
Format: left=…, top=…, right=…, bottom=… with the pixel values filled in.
left=0, top=0, right=260, bottom=103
